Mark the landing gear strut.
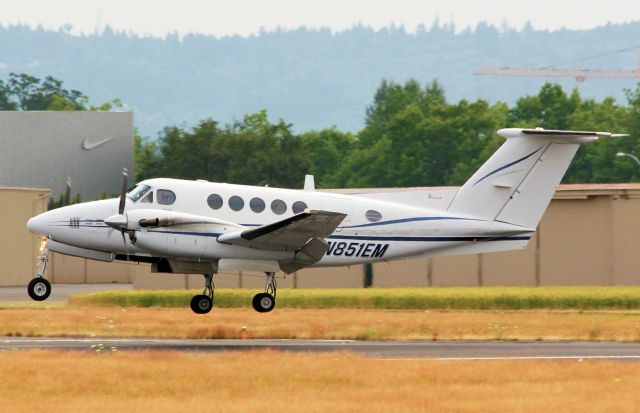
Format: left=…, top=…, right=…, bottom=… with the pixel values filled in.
left=252, top=272, right=276, bottom=313
left=28, top=245, right=51, bottom=301
left=190, top=273, right=214, bottom=314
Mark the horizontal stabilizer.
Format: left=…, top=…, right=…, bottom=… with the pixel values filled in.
left=499, top=128, right=628, bottom=142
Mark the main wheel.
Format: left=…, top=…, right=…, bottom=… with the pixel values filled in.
left=252, top=293, right=275, bottom=313
left=27, top=278, right=51, bottom=301
left=190, top=295, right=213, bottom=314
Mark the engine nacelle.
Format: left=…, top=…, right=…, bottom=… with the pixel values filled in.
left=128, top=210, right=245, bottom=258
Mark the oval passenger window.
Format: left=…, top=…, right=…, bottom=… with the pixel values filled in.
left=250, top=197, right=265, bottom=213
left=292, top=201, right=308, bottom=214
left=207, top=194, right=223, bottom=210
left=157, top=189, right=176, bottom=205
left=271, top=199, right=287, bottom=215
left=365, top=210, right=382, bottom=222
left=229, top=195, right=245, bottom=211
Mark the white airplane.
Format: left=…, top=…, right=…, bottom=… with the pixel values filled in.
left=26, top=128, right=625, bottom=313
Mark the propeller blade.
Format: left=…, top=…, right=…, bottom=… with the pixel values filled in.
left=118, top=168, right=128, bottom=215
left=120, top=229, right=130, bottom=261
left=63, top=177, right=71, bottom=206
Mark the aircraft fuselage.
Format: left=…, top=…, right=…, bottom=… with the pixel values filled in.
left=27, top=178, right=532, bottom=273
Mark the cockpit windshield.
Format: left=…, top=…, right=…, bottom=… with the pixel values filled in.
left=127, top=184, right=151, bottom=202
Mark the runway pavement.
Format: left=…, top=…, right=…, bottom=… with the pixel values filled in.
left=1, top=337, right=640, bottom=360
left=0, top=283, right=132, bottom=301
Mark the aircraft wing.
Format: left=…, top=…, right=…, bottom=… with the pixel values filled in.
left=217, top=210, right=346, bottom=251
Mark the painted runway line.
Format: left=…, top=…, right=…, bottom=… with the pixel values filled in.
left=1, top=337, right=640, bottom=360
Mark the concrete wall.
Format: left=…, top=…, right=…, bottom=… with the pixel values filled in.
left=0, top=188, right=49, bottom=286
left=48, top=254, right=136, bottom=284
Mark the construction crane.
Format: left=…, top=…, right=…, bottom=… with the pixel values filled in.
left=474, top=46, right=640, bottom=82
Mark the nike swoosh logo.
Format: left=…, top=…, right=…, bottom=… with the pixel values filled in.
left=82, top=137, right=113, bottom=150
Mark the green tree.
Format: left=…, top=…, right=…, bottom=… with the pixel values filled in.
left=0, top=72, right=123, bottom=113
left=563, top=96, right=634, bottom=183
left=361, top=79, right=445, bottom=147
left=6, top=73, right=85, bottom=110
left=155, top=111, right=311, bottom=188
left=141, top=81, right=639, bottom=189
left=299, top=128, right=356, bottom=188
left=0, top=79, right=16, bottom=110
left=158, top=120, right=219, bottom=180
left=508, top=83, right=580, bottom=129
left=625, top=82, right=640, bottom=143
left=336, top=79, right=506, bottom=188
left=220, top=111, right=311, bottom=188
left=134, top=133, right=161, bottom=181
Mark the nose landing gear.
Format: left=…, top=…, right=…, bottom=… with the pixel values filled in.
left=190, top=273, right=214, bottom=314
left=28, top=277, right=51, bottom=301
left=252, top=272, right=276, bottom=313
left=28, top=246, right=51, bottom=301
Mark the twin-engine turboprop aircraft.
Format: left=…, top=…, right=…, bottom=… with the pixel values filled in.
left=26, top=128, right=625, bottom=313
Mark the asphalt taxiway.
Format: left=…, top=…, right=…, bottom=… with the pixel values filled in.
left=1, top=337, right=640, bottom=360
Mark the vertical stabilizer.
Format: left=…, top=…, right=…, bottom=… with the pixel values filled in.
left=448, top=128, right=622, bottom=228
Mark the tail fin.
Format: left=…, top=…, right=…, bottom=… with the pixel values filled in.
left=448, top=128, right=625, bottom=228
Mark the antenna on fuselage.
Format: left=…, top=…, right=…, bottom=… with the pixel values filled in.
left=304, top=175, right=315, bottom=191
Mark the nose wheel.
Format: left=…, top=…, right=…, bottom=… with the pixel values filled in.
left=190, top=273, right=214, bottom=314
left=28, top=245, right=51, bottom=301
left=28, top=277, right=51, bottom=301
left=252, top=272, right=276, bottom=313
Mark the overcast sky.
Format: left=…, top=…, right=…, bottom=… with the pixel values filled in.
left=2, top=0, right=640, bottom=37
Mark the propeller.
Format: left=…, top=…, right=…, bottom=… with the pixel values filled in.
left=63, top=177, right=71, bottom=207
left=104, top=168, right=132, bottom=256
left=118, top=168, right=128, bottom=215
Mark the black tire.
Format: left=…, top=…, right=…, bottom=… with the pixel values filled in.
left=252, top=293, right=275, bottom=313
left=27, top=278, right=51, bottom=301
left=190, top=295, right=213, bottom=314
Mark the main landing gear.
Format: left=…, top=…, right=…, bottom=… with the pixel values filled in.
left=252, top=272, right=276, bottom=313
left=189, top=271, right=277, bottom=314
left=190, top=273, right=214, bottom=314
left=28, top=245, right=51, bottom=301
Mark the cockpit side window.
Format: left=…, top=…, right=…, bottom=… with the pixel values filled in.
left=140, top=191, right=154, bottom=203
left=157, top=189, right=176, bottom=205
left=127, top=184, right=151, bottom=202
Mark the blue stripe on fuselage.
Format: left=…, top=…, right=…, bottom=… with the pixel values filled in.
left=473, top=145, right=544, bottom=187
left=328, top=235, right=531, bottom=242
left=340, top=216, right=482, bottom=229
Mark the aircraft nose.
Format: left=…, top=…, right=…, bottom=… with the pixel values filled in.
left=27, top=213, right=48, bottom=235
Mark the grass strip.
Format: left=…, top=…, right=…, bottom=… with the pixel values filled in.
left=69, top=287, right=640, bottom=310
left=3, top=351, right=640, bottom=413
left=0, top=300, right=66, bottom=310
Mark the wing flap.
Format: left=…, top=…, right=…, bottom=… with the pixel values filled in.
left=217, top=210, right=346, bottom=251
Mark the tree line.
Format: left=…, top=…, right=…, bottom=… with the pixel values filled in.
left=136, top=79, right=640, bottom=188
left=2, top=72, right=639, bottom=190
left=0, top=72, right=121, bottom=111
